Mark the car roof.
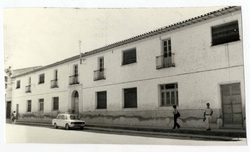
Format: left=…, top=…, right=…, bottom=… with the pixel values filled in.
left=58, top=113, right=77, bottom=116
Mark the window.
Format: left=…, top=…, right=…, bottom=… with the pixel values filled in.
left=38, top=74, right=45, bottom=84
left=27, top=100, right=32, bottom=112
left=74, top=65, right=78, bottom=75
left=124, top=88, right=137, bottom=108
left=39, top=99, right=44, bottom=111
left=96, top=91, right=107, bottom=109
left=28, top=77, right=31, bottom=84
left=163, top=39, right=172, bottom=57
left=55, top=70, right=58, bottom=80
left=16, top=80, right=20, bottom=89
left=99, top=57, right=104, bottom=70
left=211, top=20, right=240, bottom=46
left=122, top=48, right=136, bottom=65
left=160, top=83, right=178, bottom=106
left=53, top=97, right=59, bottom=111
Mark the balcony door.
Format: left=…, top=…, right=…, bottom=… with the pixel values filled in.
left=162, top=39, right=172, bottom=66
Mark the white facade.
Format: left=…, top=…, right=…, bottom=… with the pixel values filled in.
left=10, top=7, right=245, bottom=129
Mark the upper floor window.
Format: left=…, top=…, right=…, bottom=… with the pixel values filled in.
left=211, top=20, right=240, bottom=46
left=99, top=57, right=104, bottom=70
left=38, top=74, right=45, bottom=84
left=55, top=70, right=58, bottom=80
left=28, top=77, right=31, bottom=84
left=16, top=80, right=20, bottom=89
left=160, top=83, right=178, bottom=107
left=94, top=57, right=105, bottom=81
left=156, top=39, right=175, bottom=69
left=51, top=70, right=59, bottom=88
left=122, top=48, right=136, bottom=65
left=74, top=65, right=78, bottom=76
left=163, top=39, right=171, bottom=57
left=69, top=65, right=79, bottom=85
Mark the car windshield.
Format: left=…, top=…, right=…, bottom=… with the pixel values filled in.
left=69, top=115, right=77, bottom=120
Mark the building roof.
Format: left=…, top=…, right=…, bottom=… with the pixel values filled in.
left=12, top=6, right=241, bottom=78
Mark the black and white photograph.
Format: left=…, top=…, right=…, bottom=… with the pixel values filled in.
left=1, top=0, right=250, bottom=152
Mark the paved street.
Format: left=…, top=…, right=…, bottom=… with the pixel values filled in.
left=6, top=124, right=246, bottom=145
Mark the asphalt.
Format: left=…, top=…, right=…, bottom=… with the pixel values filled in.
left=6, top=119, right=246, bottom=141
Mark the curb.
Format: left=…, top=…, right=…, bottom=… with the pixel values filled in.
left=85, top=126, right=240, bottom=141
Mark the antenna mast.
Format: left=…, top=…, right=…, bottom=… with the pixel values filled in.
left=79, top=40, right=82, bottom=64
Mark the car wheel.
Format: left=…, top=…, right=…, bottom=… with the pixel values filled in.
left=65, top=124, right=70, bottom=130
left=80, top=127, right=84, bottom=130
left=54, top=123, right=58, bottom=129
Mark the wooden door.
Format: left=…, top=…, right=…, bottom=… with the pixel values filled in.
left=6, top=101, right=11, bottom=118
left=221, top=83, right=243, bottom=126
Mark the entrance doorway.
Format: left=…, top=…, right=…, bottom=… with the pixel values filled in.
left=71, top=91, right=79, bottom=114
left=221, top=83, right=243, bottom=127
left=6, top=101, right=11, bottom=119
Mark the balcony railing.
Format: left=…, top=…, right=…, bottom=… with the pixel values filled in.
left=69, top=74, right=79, bottom=85
left=156, top=54, right=175, bottom=69
left=25, top=85, right=31, bottom=93
left=94, top=69, right=105, bottom=81
left=51, top=79, right=58, bottom=88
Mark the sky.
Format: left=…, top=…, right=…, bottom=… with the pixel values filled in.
left=3, top=6, right=227, bottom=70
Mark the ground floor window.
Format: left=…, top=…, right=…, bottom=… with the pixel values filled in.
left=160, top=83, right=178, bottom=106
left=53, top=97, right=59, bottom=111
left=124, top=87, right=137, bottom=108
left=96, top=91, right=107, bottom=109
left=27, top=100, right=32, bottom=112
left=39, top=99, right=44, bottom=111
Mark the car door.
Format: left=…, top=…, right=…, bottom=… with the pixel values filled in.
left=60, top=115, right=66, bottom=127
left=56, top=115, right=62, bottom=127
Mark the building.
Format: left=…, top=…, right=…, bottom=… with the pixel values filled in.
left=9, top=6, right=245, bottom=129
left=5, top=66, right=42, bottom=119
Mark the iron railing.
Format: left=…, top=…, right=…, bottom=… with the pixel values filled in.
left=69, top=75, right=79, bottom=85
left=25, top=85, right=31, bottom=93
left=51, top=79, right=58, bottom=88
left=94, top=69, right=105, bottom=81
left=156, top=53, right=175, bottom=69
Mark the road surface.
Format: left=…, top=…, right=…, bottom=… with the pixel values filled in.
left=5, top=124, right=246, bottom=145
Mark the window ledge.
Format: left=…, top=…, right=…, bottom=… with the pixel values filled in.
left=95, top=109, right=108, bottom=111
left=158, top=106, right=179, bottom=110
left=122, top=107, right=138, bottom=111
left=121, top=61, right=137, bottom=66
left=210, top=39, right=241, bottom=47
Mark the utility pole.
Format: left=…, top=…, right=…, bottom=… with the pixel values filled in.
left=79, top=40, right=82, bottom=64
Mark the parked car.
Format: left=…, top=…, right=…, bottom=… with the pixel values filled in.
left=52, top=113, right=85, bottom=130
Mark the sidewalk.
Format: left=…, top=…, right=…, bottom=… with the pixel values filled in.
left=7, top=119, right=246, bottom=141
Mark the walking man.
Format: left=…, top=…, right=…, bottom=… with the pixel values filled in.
left=204, top=103, right=213, bottom=131
left=11, top=111, right=17, bottom=124
left=172, top=105, right=181, bottom=129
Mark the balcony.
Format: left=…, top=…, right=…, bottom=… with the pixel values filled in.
left=25, top=85, right=31, bottom=93
left=94, top=69, right=105, bottom=81
left=51, top=79, right=58, bottom=88
left=156, top=54, right=175, bottom=69
left=69, top=75, right=79, bottom=85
